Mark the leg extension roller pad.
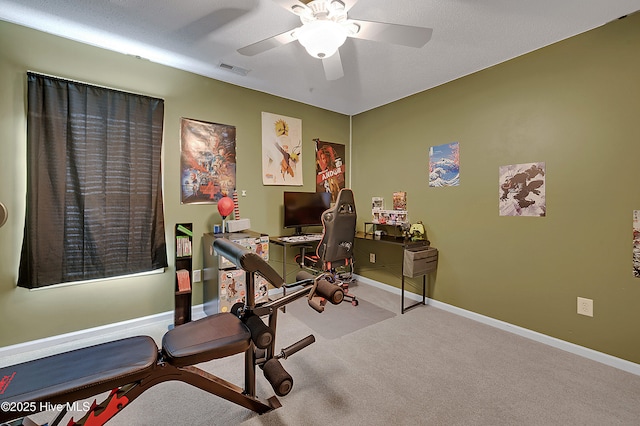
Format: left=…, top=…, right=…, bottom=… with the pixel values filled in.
left=315, top=278, right=344, bottom=305
left=263, top=359, right=293, bottom=397
left=244, top=314, right=274, bottom=349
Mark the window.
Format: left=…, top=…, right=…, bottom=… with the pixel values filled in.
left=18, top=72, right=168, bottom=289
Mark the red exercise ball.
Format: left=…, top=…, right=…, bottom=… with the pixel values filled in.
left=217, top=196, right=234, bottom=218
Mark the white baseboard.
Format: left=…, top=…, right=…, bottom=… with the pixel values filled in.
left=354, top=274, right=640, bottom=377
left=0, top=305, right=206, bottom=358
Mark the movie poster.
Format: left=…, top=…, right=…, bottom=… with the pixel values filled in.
left=262, top=112, right=303, bottom=185
left=315, top=139, right=345, bottom=202
left=498, top=162, right=546, bottom=217
left=180, top=118, right=236, bottom=204
left=429, top=142, right=460, bottom=187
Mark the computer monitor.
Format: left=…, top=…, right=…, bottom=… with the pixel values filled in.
left=283, top=191, right=332, bottom=235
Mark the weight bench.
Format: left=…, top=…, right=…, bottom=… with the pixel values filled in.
left=0, top=238, right=344, bottom=426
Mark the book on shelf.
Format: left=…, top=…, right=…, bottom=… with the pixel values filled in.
left=176, top=269, right=191, bottom=292
left=176, top=235, right=192, bottom=257
left=176, top=224, right=193, bottom=237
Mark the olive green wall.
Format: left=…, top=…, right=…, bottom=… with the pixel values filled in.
left=2, top=13, right=639, bottom=366
left=352, top=14, right=640, bottom=363
left=0, top=21, right=350, bottom=347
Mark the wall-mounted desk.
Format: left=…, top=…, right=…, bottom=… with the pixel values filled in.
left=355, top=232, right=437, bottom=314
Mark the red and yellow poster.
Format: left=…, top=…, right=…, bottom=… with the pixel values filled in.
left=315, top=139, right=345, bottom=203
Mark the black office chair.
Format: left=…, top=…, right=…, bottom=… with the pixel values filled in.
left=301, top=188, right=358, bottom=306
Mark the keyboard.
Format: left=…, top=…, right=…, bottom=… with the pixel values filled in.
left=279, top=234, right=323, bottom=243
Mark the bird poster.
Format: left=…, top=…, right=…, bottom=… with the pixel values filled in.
left=499, top=162, right=546, bottom=217
left=429, top=142, right=460, bottom=187
left=180, top=118, right=236, bottom=204
left=262, top=112, right=302, bottom=186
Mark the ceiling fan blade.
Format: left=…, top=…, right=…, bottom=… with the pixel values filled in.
left=270, top=0, right=312, bottom=15
left=348, top=19, right=433, bottom=48
left=237, top=28, right=298, bottom=56
left=322, top=49, right=344, bottom=81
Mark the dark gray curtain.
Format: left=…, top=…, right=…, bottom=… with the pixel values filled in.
left=18, top=72, right=167, bottom=288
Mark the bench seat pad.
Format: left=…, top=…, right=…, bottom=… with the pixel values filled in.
left=162, top=313, right=251, bottom=367
left=0, top=336, right=158, bottom=422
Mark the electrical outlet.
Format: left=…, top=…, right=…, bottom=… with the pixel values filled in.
left=369, top=253, right=376, bottom=263
left=577, top=297, right=593, bottom=317
left=192, top=269, right=202, bottom=283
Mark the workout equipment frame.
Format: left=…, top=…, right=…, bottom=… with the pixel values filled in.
left=0, top=238, right=344, bottom=426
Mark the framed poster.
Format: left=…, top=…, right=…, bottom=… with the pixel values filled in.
left=315, top=139, right=345, bottom=202
left=262, top=112, right=302, bottom=185
left=499, top=162, right=546, bottom=217
left=180, top=118, right=236, bottom=204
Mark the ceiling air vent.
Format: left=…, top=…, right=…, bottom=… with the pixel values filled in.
left=218, top=62, right=250, bottom=76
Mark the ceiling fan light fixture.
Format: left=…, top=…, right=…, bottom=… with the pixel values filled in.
left=296, top=19, right=347, bottom=59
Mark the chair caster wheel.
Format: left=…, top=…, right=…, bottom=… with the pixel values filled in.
left=263, top=358, right=293, bottom=396
left=352, top=300, right=359, bottom=306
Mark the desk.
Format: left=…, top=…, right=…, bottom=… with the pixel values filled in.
left=269, top=235, right=321, bottom=283
left=269, top=235, right=323, bottom=313
left=355, top=232, right=437, bottom=314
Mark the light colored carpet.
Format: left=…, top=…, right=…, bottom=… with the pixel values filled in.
left=11, top=282, right=640, bottom=425
left=285, top=293, right=396, bottom=339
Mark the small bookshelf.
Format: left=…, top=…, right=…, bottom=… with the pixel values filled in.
left=174, top=223, right=193, bottom=326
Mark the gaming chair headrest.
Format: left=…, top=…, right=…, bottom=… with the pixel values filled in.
left=336, top=188, right=355, bottom=210
left=323, top=189, right=355, bottom=217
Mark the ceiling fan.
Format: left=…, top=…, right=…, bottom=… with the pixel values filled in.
left=237, top=0, right=433, bottom=80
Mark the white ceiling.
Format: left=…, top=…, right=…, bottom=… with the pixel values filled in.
left=1, top=0, right=639, bottom=115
